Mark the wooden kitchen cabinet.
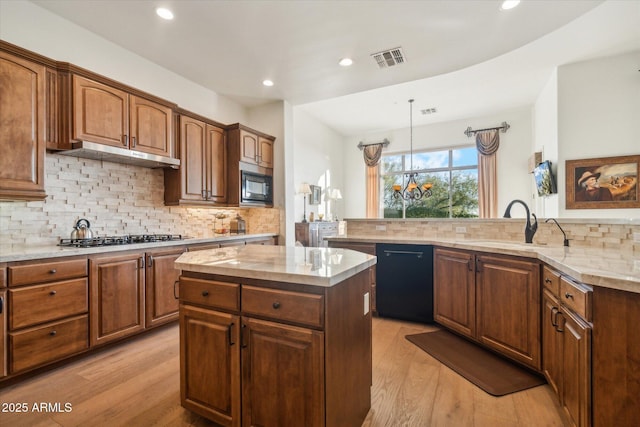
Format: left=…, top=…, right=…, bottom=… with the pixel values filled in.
left=228, top=125, right=274, bottom=168
left=164, top=114, right=227, bottom=206
left=433, top=247, right=541, bottom=370
left=70, top=75, right=174, bottom=157
left=89, top=252, right=145, bottom=347
left=296, top=222, right=338, bottom=247
left=0, top=49, right=48, bottom=201
left=145, top=246, right=185, bottom=328
left=327, top=240, right=377, bottom=315
left=542, top=267, right=592, bottom=427
left=0, top=289, right=6, bottom=378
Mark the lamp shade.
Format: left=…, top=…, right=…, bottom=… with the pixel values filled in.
left=332, top=189, right=342, bottom=200
left=298, top=183, right=312, bottom=195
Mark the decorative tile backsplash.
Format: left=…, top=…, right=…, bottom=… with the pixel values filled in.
left=344, top=218, right=640, bottom=254
left=0, top=154, right=281, bottom=247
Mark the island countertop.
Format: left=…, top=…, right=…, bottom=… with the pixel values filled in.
left=174, top=244, right=376, bottom=287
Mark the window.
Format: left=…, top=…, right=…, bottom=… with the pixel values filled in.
left=381, top=146, right=479, bottom=218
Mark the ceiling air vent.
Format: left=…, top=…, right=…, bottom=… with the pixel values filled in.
left=421, top=108, right=437, bottom=115
left=371, top=47, right=405, bottom=69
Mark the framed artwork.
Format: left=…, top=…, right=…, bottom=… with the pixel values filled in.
left=533, top=160, right=557, bottom=197
left=566, top=155, right=640, bottom=209
left=309, top=185, right=322, bottom=205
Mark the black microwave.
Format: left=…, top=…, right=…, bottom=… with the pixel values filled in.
left=241, top=171, right=273, bottom=205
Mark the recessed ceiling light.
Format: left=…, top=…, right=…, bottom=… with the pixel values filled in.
left=262, top=79, right=274, bottom=87
left=500, top=0, right=520, bottom=10
left=339, top=58, right=353, bottom=67
left=156, top=7, right=174, bottom=20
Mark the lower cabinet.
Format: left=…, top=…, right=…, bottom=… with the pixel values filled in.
left=542, top=267, right=592, bottom=427
left=145, top=246, right=185, bottom=328
left=327, top=240, right=377, bottom=315
left=434, top=247, right=541, bottom=370
left=89, top=252, right=145, bottom=346
left=0, top=289, right=6, bottom=378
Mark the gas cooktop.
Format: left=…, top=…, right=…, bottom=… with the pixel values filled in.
left=58, top=234, right=184, bottom=248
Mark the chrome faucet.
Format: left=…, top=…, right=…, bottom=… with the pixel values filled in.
left=503, top=199, right=538, bottom=244
left=545, top=218, right=570, bottom=247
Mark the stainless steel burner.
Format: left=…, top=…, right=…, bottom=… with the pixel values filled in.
left=58, top=234, right=183, bottom=248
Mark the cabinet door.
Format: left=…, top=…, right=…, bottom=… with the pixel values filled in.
left=73, top=75, right=128, bottom=148
left=0, top=290, right=6, bottom=377
left=0, top=51, right=46, bottom=200
left=145, top=247, right=184, bottom=328
left=476, top=254, right=541, bottom=369
left=180, top=305, right=240, bottom=427
left=239, top=130, right=258, bottom=164
left=206, top=125, right=227, bottom=203
left=542, top=290, right=562, bottom=397
left=560, top=309, right=591, bottom=427
left=258, top=136, right=274, bottom=168
left=242, top=317, right=324, bottom=427
left=433, top=248, right=476, bottom=338
left=89, top=253, right=145, bottom=346
left=180, top=115, right=207, bottom=202
left=130, top=95, right=172, bottom=157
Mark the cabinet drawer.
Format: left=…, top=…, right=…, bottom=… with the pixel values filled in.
left=242, top=285, right=324, bottom=328
left=9, top=258, right=87, bottom=286
left=10, top=315, right=89, bottom=373
left=542, top=266, right=561, bottom=296
left=0, top=266, right=6, bottom=288
left=180, top=277, right=239, bottom=311
left=9, top=278, right=88, bottom=330
left=560, top=277, right=592, bottom=321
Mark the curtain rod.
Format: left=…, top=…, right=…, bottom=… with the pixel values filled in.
left=464, top=122, right=510, bottom=138
left=357, top=138, right=390, bottom=150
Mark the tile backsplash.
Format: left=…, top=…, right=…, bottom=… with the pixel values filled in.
left=0, top=154, right=281, bottom=246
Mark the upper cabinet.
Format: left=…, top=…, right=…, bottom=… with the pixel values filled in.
left=0, top=48, right=50, bottom=201
left=164, top=113, right=227, bottom=206
left=64, top=74, right=175, bottom=159
left=227, top=124, right=275, bottom=169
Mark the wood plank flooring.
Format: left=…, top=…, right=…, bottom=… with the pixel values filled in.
left=0, top=318, right=568, bottom=426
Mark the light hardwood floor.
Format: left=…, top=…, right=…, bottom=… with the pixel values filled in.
left=0, top=318, right=567, bottom=426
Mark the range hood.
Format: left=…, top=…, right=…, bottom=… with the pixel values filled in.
left=57, top=140, right=180, bottom=169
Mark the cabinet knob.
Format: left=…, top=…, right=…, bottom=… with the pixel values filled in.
left=202, top=290, right=210, bottom=297
left=544, top=277, right=552, bottom=284
left=50, top=330, right=57, bottom=336
left=272, top=301, right=281, bottom=309
left=49, top=290, right=57, bottom=296
left=50, top=269, right=57, bottom=274
left=564, top=292, right=574, bottom=300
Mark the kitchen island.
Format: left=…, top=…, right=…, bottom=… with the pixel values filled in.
left=174, top=245, right=376, bottom=427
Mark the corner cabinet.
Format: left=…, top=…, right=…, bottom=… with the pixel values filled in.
left=164, top=114, right=227, bottom=206
left=179, top=268, right=372, bottom=426
left=434, top=247, right=541, bottom=370
left=0, top=49, right=49, bottom=201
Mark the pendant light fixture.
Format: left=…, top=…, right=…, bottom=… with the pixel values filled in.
left=393, top=99, right=433, bottom=201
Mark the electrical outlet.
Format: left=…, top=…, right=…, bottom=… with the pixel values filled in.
left=376, top=225, right=386, bottom=231
left=456, top=226, right=467, bottom=233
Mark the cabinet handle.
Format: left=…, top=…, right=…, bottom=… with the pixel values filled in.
left=564, top=292, right=574, bottom=300
left=228, top=322, right=235, bottom=346
left=475, top=259, right=482, bottom=273
left=544, top=277, right=552, bottom=284
left=555, top=312, right=565, bottom=333
left=148, top=255, right=154, bottom=267
left=241, top=324, right=248, bottom=348
left=467, top=259, right=473, bottom=271
left=50, top=330, right=57, bottom=336
left=551, top=307, right=559, bottom=327
left=272, top=301, right=281, bottom=309
left=0, top=296, right=3, bottom=314
left=138, top=257, right=145, bottom=269
left=201, top=290, right=210, bottom=297
left=173, top=280, right=180, bottom=300
left=49, top=290, right=57, bottom=296
left=123, top=135, right=128, bottom=147
left=132, top=136, right=136, bottom=148
left=49, top=269, right=57, bottom=274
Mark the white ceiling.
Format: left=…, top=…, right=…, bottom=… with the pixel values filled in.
left=31, top=0, right=640, bottom=136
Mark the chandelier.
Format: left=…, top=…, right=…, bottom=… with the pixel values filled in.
left=393, top=99, right=433, bottom=201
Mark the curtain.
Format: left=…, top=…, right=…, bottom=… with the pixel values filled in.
left=476, top=130, right=499, bottom=218
left=363, top=144, right=384, bottom=167
left=366, top=165, right=379, bottom=218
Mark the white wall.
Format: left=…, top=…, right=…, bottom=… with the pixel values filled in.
left=343, top=107, right=534, bottom=218
left=557, top=51, right=640, bottom=219
left=0, top=0, right=247, bottom=125
left=292, top=108, right=345, bottom=224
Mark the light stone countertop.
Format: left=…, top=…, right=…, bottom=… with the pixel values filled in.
left=327, top=236, right=640, bottom=294
left=0, top=233, right=277, bottom=263
left=175, top=245, right=376, bottom=287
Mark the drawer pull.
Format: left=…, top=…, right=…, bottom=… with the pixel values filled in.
left=202, top=290, right=210, bottom=297
left=544, top=277, right=552, bottom=284
left=564, top=292, right=574, bottom=300
left=49, top=330, right=57, bottom=336
left=50, top=269, right=57, bottom=274
left=272, top=301, right=281, bottom=309
left=49, top=290, right=57, bottom=296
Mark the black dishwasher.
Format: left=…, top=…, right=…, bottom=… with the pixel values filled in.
left=375, top=244, right=434, bottom=323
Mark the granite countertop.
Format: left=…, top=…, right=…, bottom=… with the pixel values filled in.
left=327, top=236, right=640, bottom=294
left=175, top=245, right=376, bottom=287
left=0, top=233, right=277, bottom=263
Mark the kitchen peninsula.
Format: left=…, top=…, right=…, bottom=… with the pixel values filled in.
left=174, top=245, right=376, bottom=427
